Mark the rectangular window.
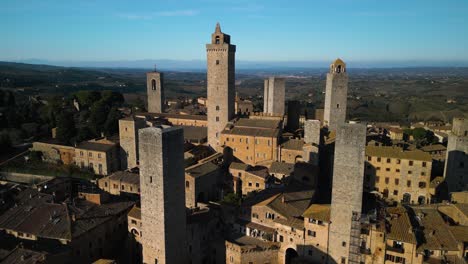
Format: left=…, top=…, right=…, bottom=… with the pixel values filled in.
left=393, top=190, right=398, bottom=195
left=375, top=176, right=380, bottom=183
left=255, top=183, right=260, bottom=187
left=367, top=156, right=372, bottom=161
left=307, top=230, right=316, bottom=237
left=89, top=152, right=92, bottom=157
left=385, top=178, right=389, bottom=184
left=419, top=182, right=426, bottom=188
left=98, top=153, right=101, bottom=158
left=409, top=161, right=413, bottom=166
left=248, top=182, right=252, bottom=186
left=386, top=168, right=390, bottom=172
left=407, top=180, right=411, bottom=187
left=395, top=179, right=399, bottom=185
left=422, top=162, right=426, bottom=167
left=408, top=171, right=412, bottom=174
left=377, top=157, right=381, bottom=162
left=386, top=158, right=391, bottom=163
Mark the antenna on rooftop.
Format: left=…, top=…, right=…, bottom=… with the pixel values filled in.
left=154, top=64, right=157, bottom=72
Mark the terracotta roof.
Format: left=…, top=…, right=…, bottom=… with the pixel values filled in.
left=235, top=118, right=281, bottom=129
left=274, top=216, right=304, bottom=229
left=263, top=190, right=314, bottom=219
left=412, top=207, right=459, bottom=251
left=453, top=203, right=468, bottom=218
left=246, top=221, right=276, bottom=233
left=229, top=162, right=250, bottom=171
left=420, top=144, right=447, bottom=152
left=366, top=145, right=432, bottom=161
left=269, top=162, right=295, bottom=175
left=246, top=166, right=269, bottom=179
left=107, top=171, right=139, bottom=185
left=280, top=139, right=304, bottom=150
left=0, top=247, right=46, bottom=264
left=186, top=160, right=219, bottom=178
left=222, top=126, right=279, bottom=138
left=128, top=206, right=141, bottom=220
left=179, top=125, right=207, bottom=141
left=386, top=207, right=417, bottom=244
left=302, top=204, right=331, bottom=222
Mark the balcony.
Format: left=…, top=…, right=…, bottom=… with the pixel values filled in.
left=386, top=245, right=405, bottom=254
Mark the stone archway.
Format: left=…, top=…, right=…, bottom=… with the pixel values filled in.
left=285, top=248, right=298, bottom=264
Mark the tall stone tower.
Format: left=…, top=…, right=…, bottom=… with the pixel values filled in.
left=147, top=69, right=164, bottom=113
left=206, top=23, right=236, bottom=149
left=263, top=77, right=285, bottom=116
left=119, top=116, right=146, bottom=169
left=324, top=58, right=348, bottom=131
left=444, top=118, right=468, bottom=192
left=139, top=126, right=187, bottom=264
left=329, top=123, right=366, bottom=264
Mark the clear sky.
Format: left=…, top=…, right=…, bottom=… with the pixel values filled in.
left=1, top=0, right=468, bottom=64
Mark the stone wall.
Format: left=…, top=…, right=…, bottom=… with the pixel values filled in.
left=147, top=71, right=164, bottom=113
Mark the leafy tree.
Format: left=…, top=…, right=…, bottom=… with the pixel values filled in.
left=89, top=100, right=108, bottom=135
left=56, top=111, right=76, bottom=145
left=132, top=97, right=146, bottom=112
left=76, top=126, right=95, bottom=142
left=101, top=90, right=124, bottom=107
left=222, top=192, right=241, bottom=206
left=103, top=107, right=121, bottom=136
left=74, top=91, right=101, bottom=108
left=412, top=127, right=427, bottom=140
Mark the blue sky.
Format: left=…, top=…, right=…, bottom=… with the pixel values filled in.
left=1, top=0, right=468, bottom=65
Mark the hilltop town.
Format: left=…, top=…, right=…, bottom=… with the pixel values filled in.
left=0, top=23, right=467, bottom=264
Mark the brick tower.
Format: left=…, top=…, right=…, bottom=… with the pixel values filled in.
left=324, top=58, right=348, bottom=131
left=206, top=22, right=236, bottom=149
left=139, top=126, right=187, bottom=264
left=329, top=123, right=366, bottom=264
left=147, top=68, right=164, bottom=113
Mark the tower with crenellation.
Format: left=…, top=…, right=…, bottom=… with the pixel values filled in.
left=206, top=23, right=236, bottom=150
left=324, top=58, right=348, bottom=131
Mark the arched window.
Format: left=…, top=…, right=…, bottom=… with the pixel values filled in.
left=216, top=105, right=220, bottom=111
left=215, top=36, right=220, bottom=44
left=151, top=79, right=156, bottom=90
left=336, top=65, right=342, bottom=73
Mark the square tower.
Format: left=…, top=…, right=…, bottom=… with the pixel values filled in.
left=444, top=118, right=468, bottom=192
left=147, top=70, right=164, bottom=113
left=139, top=126, right=187, bottom=264
left=206, top=23, right=236, bottom=149
left=263, top=77, right=285, bottom=116
left=324, top=58, right=348, bottom=131
left=119, top=116, right=146, bottom=169
left=329, top=123, right=366, bottom=264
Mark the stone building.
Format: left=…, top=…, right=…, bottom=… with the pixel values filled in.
left=329, top=123, right=366, bottom=264
left=229, top=163, right=270, bottom=196
left=119, top=116, right=146, bottom=170
left=235, top=94, right=254, bottom=116
left=324, top=59, right=348, bottom=131
left=206, top=23, right=236, bottom=149
left=0, top=187, right=133, bottom=264
left=365, top=145, right=434, bottom=204
left=146, top=69, right=164, bottom=113
left=264, top=77, right=286, bottom=116
left=98, top=171, right=140, bottom=196
left=444, top=117, right=468, bottom=192
left=74, top=138, right=119, bottom=176
left=31, top=140, right=75, bottom=165
left=185, top=159, right=221, bottom=208
left=138, top=126, right=187, bottom=264
left=221, top=118, right=282, bottom=165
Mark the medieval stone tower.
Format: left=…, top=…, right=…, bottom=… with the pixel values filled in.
left=147, top=69, right=164, bottom=113
left=324, top=58, right=348, bottom=131
left=139, top=126, right=187, bottom=264
left=444, top=117, right=468, bottom=192
left=329, top=123, right=366, bottom=264
left=206, top=23, right=236, bottom=149
left=263, top=77, right=285, bottom=116
left=119, top=116, right=146, bottom=169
